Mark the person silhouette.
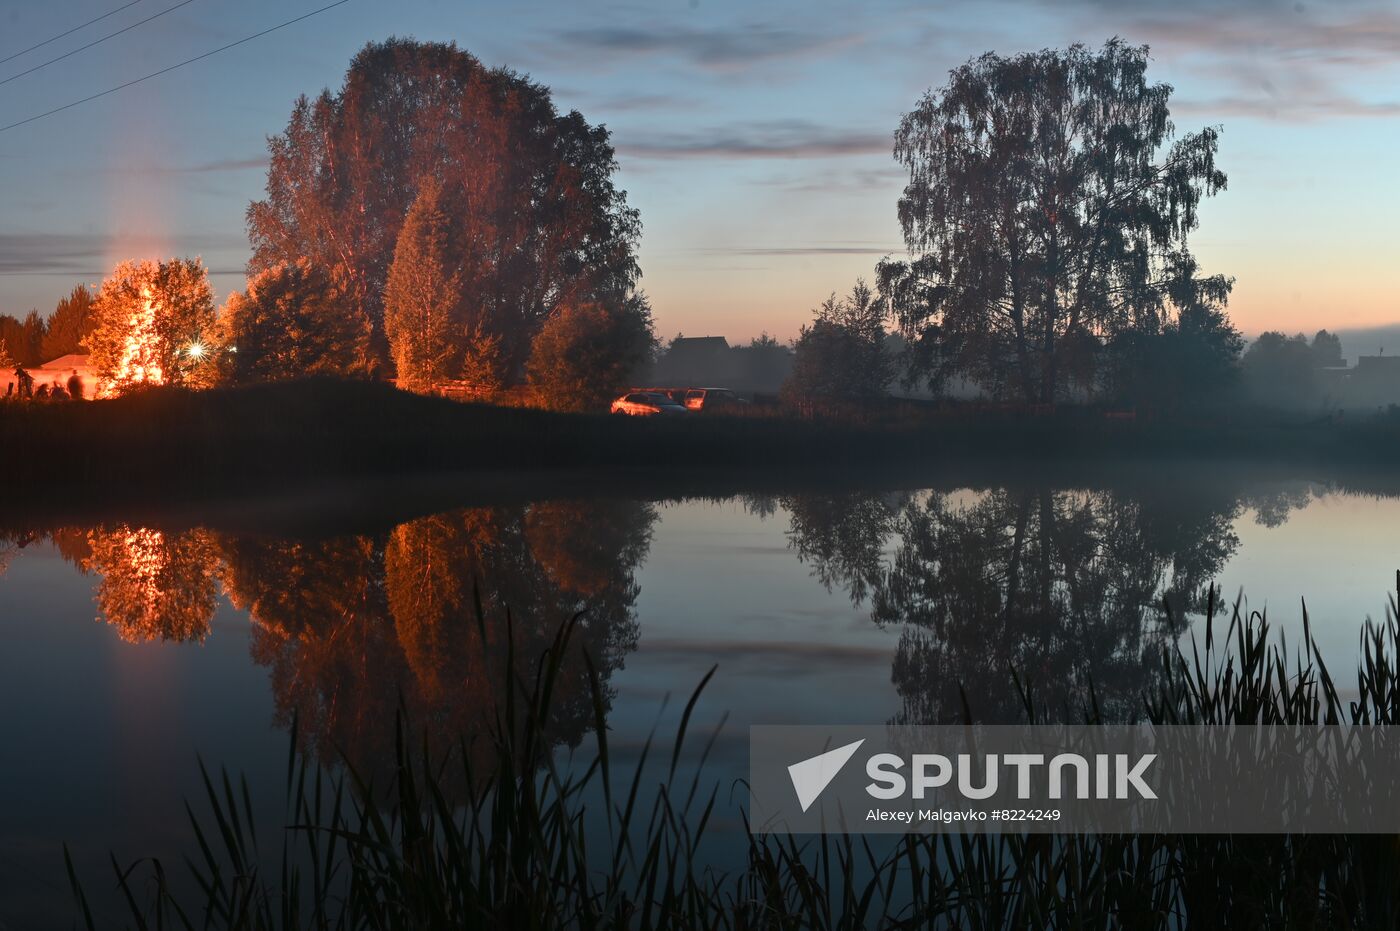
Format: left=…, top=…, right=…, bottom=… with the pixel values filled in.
left=14, top=365, right=32, bottom=399
left=67, top=369, right=84, bottom=400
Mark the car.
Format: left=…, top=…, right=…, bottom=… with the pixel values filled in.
left=610, top=391, right=690, bottom=416
left=682, top=387, right=747, bottom=411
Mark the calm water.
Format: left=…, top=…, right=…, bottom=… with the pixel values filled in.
left=3, top=466, right=1399, bottom=925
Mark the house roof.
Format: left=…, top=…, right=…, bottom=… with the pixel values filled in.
left=39, top=353, right=90, bottom=370
left=670, top=336, right=729, bottom=349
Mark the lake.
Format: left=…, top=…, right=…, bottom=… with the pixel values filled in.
left=3, top=463, right=1398, bottom=925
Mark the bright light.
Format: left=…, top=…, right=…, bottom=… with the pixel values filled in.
left=186, top=342, right=206, bottom=360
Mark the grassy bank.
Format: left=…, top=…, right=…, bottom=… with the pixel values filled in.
left=4, top=379, right=1400, bottom=501
left=69, top=584, right=1400, bottom=929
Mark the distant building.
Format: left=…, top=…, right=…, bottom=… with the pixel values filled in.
left=660, top=337, right=734, bottom=385
left=1311, top=353, right=1400, bottom=409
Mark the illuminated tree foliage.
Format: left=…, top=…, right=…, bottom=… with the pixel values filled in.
left=218, top=259, right=371, bottom=383
left=248, top=38, right=641, bottom=378
left=85, top=258, right=217, bottom=395
left=41, top=285, right=97, bottom=361
left=85, top=526, right=219, bottom=643
left=383, top=179, right=505, bottom=392
left=525, top=296, right=655, bottom=411
left=881, top=40, right=1231, bottom=402
left=0, top=311, right=46, bottom=367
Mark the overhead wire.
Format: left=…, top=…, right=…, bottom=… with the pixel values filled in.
left=0, top=0, right=203, bottom=88
left=0, top=0, right=146, bottom=68
left=0, top=0, right=355, bottom=134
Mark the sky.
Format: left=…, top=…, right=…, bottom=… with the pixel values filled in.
left=0, top=0, right=1397, bottom=343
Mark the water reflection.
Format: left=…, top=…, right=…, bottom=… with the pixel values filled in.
left=772, top=481, right=1318, bottom=723
left=0, top=478, right=1333, bottom=751
left=3, top=500, right=656, bottom=787
left=87, top=526, right=221, bottom=643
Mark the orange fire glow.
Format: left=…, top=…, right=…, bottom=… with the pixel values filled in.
left=104, top=286, right=164, bottom=397
left=110, top=528, right=170, bottom=643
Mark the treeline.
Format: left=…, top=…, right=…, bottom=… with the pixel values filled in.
left=0, top=287, right=95, bottom=368
left=782, top=281, right=1359, bottom=412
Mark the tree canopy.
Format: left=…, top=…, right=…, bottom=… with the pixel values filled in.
left=0, top=311, right=45, bottom=367
left=85, top=258, right=217, bottom=395
left=526, top=296, right=655, bottom=411
left=1241, top=330, right=1342, bottom=409
left=880, top=40, right=1231, bottom=403
left=783, top=280, right=892, bottom=404
left=218, top=259, right=371, bottom=384
left=247, top=38, right=641, bottom=379
left=42, top=286, right=97, bottom=361
left=383, top=178, right=506, bottom=392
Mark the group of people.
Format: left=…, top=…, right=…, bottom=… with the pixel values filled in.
left=6, top=366, right=84, bottom=401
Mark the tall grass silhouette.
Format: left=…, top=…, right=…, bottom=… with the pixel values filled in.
left=69, top=577, right=1400, bottom=928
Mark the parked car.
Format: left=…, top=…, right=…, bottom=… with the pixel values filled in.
left=610, top=391, right=690, bottom=416
left=682, top=387, right=747, bottom=411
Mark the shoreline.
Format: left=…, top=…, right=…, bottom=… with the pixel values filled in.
left=3, top=379, right=1399, bottom=518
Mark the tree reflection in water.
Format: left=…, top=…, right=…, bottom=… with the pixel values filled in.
left=0, top=482, right=1327, bottom=750
left=777, top=482, right=1317, bottom=724
left=84, top=525, right=220, bottom=643
left=228, top=500, right=655, bottom=787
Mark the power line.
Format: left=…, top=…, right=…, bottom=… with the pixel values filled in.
left=0, top=0, right=147, bottom=68
left=0, top=0, right=203, bottom=89
left=0, top=0, right=354, bottom=134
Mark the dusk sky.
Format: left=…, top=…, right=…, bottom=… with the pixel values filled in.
left=1, top=0, right=1397, bottom=342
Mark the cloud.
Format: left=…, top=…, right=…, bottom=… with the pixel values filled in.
left=1062, top=2, right=1400, bottom=122
left=1173, top=94, right=1400, bottom=121
left=549, top=22, right=859, bottom=70
left=0, top=232, right=248, bottom=277
left=590, top=92, right=699, bottom=113
left=173, top=156, right=268, bottom=174
left=699, top=244, right=901, bottom=257
left=620, top=119, right=888, bottom=159
left=110, top=155, right=268, bottom=175
left=752, top=165, right=908, bottom=193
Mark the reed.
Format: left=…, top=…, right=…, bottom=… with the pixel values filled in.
left=68, top=578, right=1400, bottom=929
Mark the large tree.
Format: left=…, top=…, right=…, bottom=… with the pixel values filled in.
left=383, top=178, right=505, bottom=392
left=85, top=258, right=217, bottom=395
left=219, top=259, right=371, bottom=384
left=247, top=38, right=641, bottom=377
left=880, top=40, right=1231, bottom=403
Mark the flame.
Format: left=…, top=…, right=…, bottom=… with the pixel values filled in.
left=104, top=286, right=164, bottom=396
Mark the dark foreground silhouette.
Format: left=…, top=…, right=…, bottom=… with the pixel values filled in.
left=3, top=379, right=1400, bottom=505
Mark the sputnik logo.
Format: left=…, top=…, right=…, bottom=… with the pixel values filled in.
left=788, top=739, right=865, bottom=812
